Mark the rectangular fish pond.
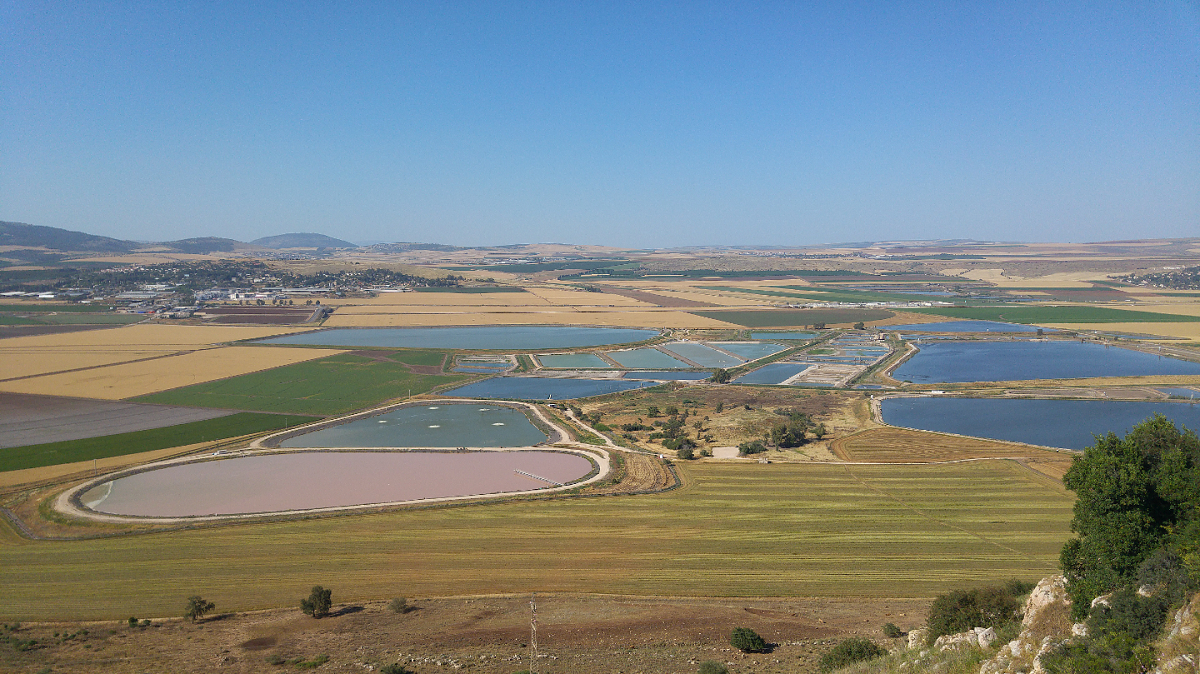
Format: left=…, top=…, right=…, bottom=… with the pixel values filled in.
left=536, top=353, right=613, bottom=369
left=622, top=371, right=713, bottom=381
left=715, top=342, right=786, bottom=361
left=750, top=332, right=818, bottom=341
left=881, top=397, right=1200, bottom=450
left=659, top=342, right=744, bottom=368
left=280, top=404, right=548, bottom=448
left=80, top=449, right=596, bottom=517
left=891, top=340, right=1200, bottom=383
left=605, top=347, right=690, bottom=369
left=733, top=363, right=811, bottom=385
left=445, top=377, right=659, bottom=400
left=256, top=326, right=658, bottom=350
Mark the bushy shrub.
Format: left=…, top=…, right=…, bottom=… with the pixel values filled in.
left=738, top=440, right=767, bottom=456
left=882, top=622, right=904, bottom=638
left=818, top=638, right=886, bottom=672
left=388, top=597, right=408, bottom=614
left=729, top=627, right=767, bottom=653
left=698, top=661, right=729, bottom=674
left=380, top=664, right=412, bottom=674
left=676, top=446, right=695, bottom=460
left=926, top=584, right=1022, bottom=641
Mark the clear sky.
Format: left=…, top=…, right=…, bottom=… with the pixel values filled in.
left=2, top=2, right=1198, bottom=248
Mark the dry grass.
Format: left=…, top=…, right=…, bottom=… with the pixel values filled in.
left=831, top=427, right=1068, bottom=463
left=1044, top=321, right=1200, bottom=342
left=0, top=348, right=166, bottom=380
left=0, top=460, right=1073, bottom=620
left=0, top=346, right=343, bottom=399
left=0, top=323, right=315, bottom=351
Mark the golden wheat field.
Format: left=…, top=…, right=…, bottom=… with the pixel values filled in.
left=324, top=309, right=737, bottom=328
left=0, top=346, right=341, bottom=399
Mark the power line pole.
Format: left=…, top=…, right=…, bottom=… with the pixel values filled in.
left=530, top=593, right=538, bottom=674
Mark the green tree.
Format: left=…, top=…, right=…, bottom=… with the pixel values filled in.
left=183, top=596, right=215, bottom=622
left=710, top=368, right=731, bottom=383
left=300, top=586, right=333, bottom=618
left=1060, top=415, right=1200, bottom=617
left=818, top=638, right=886, bottom=672
left=730, top=626, right=767, bottom=653
left=853, top=321, right=865, bottom=330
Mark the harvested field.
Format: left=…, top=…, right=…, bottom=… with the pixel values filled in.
left=134, top=352, right=466, bottom=415
left=0, top=323, right=317, bottom=352
left=0, top=346, right=341, bottom=400
left=0, top=460, right=1071, bottom=620
left=325, top=310, right=737, bottom=329
left=1045, top=322, right=1200, bottom=342
left=691, top=309, right=895, bottom=327
left=830, top=427, right=1067, bottom=463
left=597, top=451, right=677, bottom=493
left=599, top=287, right=717, bottom=307
left=0, top=393, right=232, bottom=449
left=0, top=347, right=166, bottom=381
left=0, top=412, right=315, bottom=472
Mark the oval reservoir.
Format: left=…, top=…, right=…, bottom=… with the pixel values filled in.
left=81, top=450, right=595, bottom=517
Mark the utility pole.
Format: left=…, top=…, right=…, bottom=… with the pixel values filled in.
left=530, top=593, right=538, bottom=674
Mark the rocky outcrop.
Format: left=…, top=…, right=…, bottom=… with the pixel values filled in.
left=979, top=576, right=1074, bottom=674
left=1156, top=592, right=1200, bottom=674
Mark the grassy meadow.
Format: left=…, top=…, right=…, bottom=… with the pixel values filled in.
left=134, top=352, right=468, bottom=415
left=0, top=460, right=1073, bottom=620
left=0, top=413, right=317, bottom=472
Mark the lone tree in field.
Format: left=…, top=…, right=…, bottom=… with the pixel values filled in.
left=710, top=368, right=731, bottom=384
left=301, top=586, right=333, bottom=618
left=730, top=626, right=768, bottom=653
left=184, top=596, right=215, bottom=622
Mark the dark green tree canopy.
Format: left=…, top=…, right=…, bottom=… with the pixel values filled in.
left=1060, top=414, right=1200, bottom=616
left=300, top=585, right=333, bottom=619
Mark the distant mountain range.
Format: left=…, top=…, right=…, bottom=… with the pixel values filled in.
left=251, top=233, right=358, bottom=249
left=0, top=222, right=360, bottom=254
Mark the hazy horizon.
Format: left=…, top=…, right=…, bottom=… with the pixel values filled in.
left=3, top=3, right=1198, bottom=248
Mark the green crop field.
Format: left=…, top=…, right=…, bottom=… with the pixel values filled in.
left=692, top=309, right=895, bottom=327
left=701, top=285, right=954, bottom=304
left=904, top=306, right=1200, bottom=323
left=0, top=413, right=316, bottom=472
left=0, top=460, right=1073, bottom=620
left=133, top=353, right=468, bottom=415
left=0, top=304, right=116, bottom=313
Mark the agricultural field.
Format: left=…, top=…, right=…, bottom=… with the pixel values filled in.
left=830, top=427, right=1073, bottom=465
left=691, top=308, right=896, bottom=327
left=0, top=460, right=1072, bottom=621
left=904, top=305, right=1200, bottom=324
left=0, top=393, right=233, bottom=448
left=0, top=345, right=340, bottom=399
left=0, top=412, right=315, bottom=472
left=133, top=351, right=468, bottom=415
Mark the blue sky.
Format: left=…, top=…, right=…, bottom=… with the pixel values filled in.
left=2, top=2, right=1197, bottom=248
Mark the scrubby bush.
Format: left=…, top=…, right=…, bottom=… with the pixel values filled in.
left=738, top=440, right=767, bottom=456
left=388, top=597, right=409, bottom=614
left=730, top=626, right=767, bottom=653
left=818, top=638, right=887, bottom=672
left=926, top=584, right=1023, bottom=642
left=380, top=664, right=412, bottom=674
left=697, top=661, right=729, bottom=674
left=882, top=622, right=904, bottom=638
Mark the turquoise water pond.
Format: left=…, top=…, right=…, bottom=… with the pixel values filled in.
left=281, top=404, right=547, bottom=448
left=257, top=326, right=658, bottom=349
left=716, top=342, right=785, bottom=361
left=734, top=363, right=810, bottom=385
left=536, top=353, right=612, bottom=368
left=607, top=348, right=690, bottom=369
left=660, top=342, right=743, bottom=368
